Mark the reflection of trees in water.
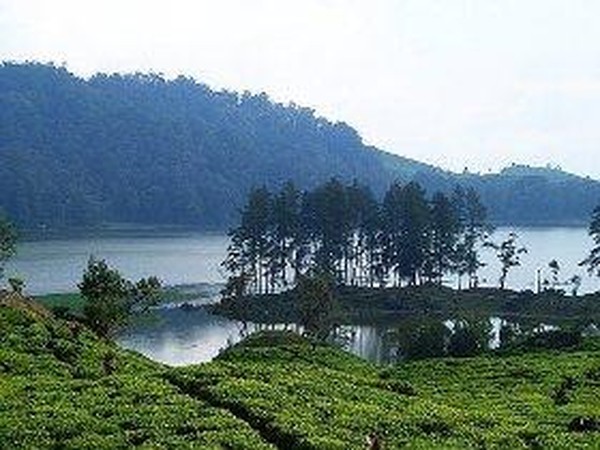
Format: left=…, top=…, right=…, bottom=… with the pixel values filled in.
left=346, top=326, right=388, bottom=363
left=236, top=322, right=304, bottom=340
left=338, top=315, right=597, bottom=363
left=221, top=313, right=597, bottom=364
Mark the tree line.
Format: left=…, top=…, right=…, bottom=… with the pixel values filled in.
left=222, top=179, right=492, bottom=296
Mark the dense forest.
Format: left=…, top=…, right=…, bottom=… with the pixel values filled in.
left=1, top=62, right=599, bottom=230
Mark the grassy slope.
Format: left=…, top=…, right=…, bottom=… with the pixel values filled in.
left=0, top=293, right=274, bottom=449
left=34, top=285, right=216, bottom=317
left=35, top=292, right=85, bottom=315
left=2, top=292, right=599, bottom=449
left=171, top=333, right=600, bottom=449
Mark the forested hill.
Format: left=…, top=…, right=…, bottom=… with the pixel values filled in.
left=417, top=165, right=600, bottom=226
left=1, top=62, right=599, bottom=230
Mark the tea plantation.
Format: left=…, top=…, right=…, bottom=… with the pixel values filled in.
left=0, top=293, right=275, bottom=449
left=171, top=333, right=600, bottom=449
left=1, top=292, right=599, bottom=449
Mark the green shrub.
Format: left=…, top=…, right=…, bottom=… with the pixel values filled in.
left=522, top=329, right=582, bottom=350
left=448, top=326, right=481, bottom=357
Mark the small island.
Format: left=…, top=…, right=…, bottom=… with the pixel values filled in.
left=214, top=180, right=600, bottom=357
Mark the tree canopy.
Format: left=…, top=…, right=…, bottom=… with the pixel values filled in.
left=79, top=258, right=161, bottom=338
left=0, top=212, right=16, bottom=280
left=581, top=205, right=600, bottom=276
left=485, top=233, right=528, bottom=290
left=223, top=179, right=491, bottom=294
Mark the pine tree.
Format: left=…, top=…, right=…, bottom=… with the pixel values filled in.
left=302, top=179, right=350, bottom=280
left=580, top=205, right=600, bottom=276
left=383, top=182, right=430, bottom=286
left=226, top=186, right=273, bottom=294
left=271, top=181, right=302, bottom=288
left=427, top=192, right=459, bottom=284
left=452, top=186, right=491, bottom=289
left=346, top=181, right=379, bottom=286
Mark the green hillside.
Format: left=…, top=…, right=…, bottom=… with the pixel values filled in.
left=2, top=62, right=600, bottom=230
left=1, top=293, right=599, bottom=449
left=172, top=333, right=600, bottom=449
left=0, top=292, right=274, bottom=449
left=0, top=62, right=428, bottom=230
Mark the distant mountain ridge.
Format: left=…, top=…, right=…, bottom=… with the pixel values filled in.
left=1, top=62, right=598, bottom=229
left=499, top=164, right=585, bottom=182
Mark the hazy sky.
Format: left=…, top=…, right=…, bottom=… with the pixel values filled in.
left=1, top=0, right=599, bottom=178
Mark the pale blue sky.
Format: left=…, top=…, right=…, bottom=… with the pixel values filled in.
left=1, top=0, right=599, bottom=178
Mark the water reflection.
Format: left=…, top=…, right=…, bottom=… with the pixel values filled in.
left=119, top=307, right=303, bottom=366
left=120, top=308, right=240, bottom=365
left=119, top=305, right=596, bottom=366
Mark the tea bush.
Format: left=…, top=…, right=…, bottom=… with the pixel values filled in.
left=2, top=299, right=599, bottom=449
left=0, top=304, right=275, bottom=449
left=171, top=331, right=600, bottom=449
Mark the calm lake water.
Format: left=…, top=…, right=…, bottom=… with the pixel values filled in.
left=5, top=227, right=599, bottom=365
left=5, top=227, right=598, bottom=295
left=5, top=231, right=229, bottom=295
left=119, top=306, right=593, bottom=366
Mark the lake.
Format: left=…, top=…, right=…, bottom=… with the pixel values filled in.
left=5, top=226, right=599, bottom=365
left=5, top=231, right=229, bottom=295
left=6, top=227, right=599, bottom=295
left=120, top=305, right=593, bottom=366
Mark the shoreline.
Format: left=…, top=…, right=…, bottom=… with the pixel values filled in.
left=213, top=284, right=600, bottom=325
left=34, top=282, right=224, bottom=315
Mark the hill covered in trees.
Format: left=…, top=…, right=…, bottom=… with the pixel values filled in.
left=1, top=62, right=599, bottom=230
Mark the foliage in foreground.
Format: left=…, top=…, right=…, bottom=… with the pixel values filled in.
left=2, top=293, right=599, bottom=449
left=79, top=258, right=161, bottom=338
left=0, top=297, right=274, bottom=449
left=171, top=331, right=600, bottom=449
